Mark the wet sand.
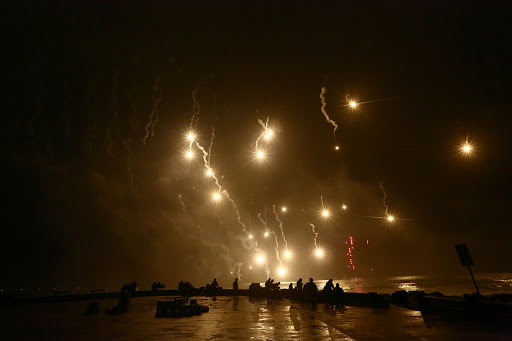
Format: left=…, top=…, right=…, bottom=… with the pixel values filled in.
left=1, top=296, right=510, bottom=340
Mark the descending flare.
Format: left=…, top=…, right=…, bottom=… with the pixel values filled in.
left=320, top=195, right=330, bottom=219
left=185, top=150, right=194, bottom=160
left=278, top=267, right=286, bottom=275
left=459, top=136, right=475, bottom=158
left=186, top=131, right=196, bottom=142
left=315, top=248, right=324, bottom=258
left=284, top=250, right=292, bottom=259
left=212, top=192, right=221, bottom=202
left=348, top=99, right=359, bottom=111
left=264, top=129, right=274, bottom=141
left=386, top=214, right=395, bottom=223
left=342, top=204, right=347, bottom=210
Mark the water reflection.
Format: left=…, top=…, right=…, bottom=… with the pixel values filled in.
left=398, top=282, right=419, bottom=291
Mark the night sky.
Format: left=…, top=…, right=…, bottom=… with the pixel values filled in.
left=3, top=1, right=511, bottom=291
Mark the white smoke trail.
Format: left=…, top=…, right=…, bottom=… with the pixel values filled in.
left=320, top=87, right=338, bottom=141
left=257, top=212, right=268, bottom=233
left=272, top=205, right=288, bottom=250
left=236, top=263, right=242, bottom=281
left=195, top=141, right=249, bottom=234
left=272, top=231, right=282, bottom=265
left=379, top=181, right=389, bottom=215
left=177, top=193, right=194, bottom=223
left=207, top=124, right=215, bottom=166
left=143, top=77, right=162, bottom=144
left=309, top=223, right=319, bottom=248
left=254, top=117, right=269, bottom=150
left=258, top=212, right=281, bottom=265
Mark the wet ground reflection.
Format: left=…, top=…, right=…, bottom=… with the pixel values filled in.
left=0, top=296, right=510, bottom=340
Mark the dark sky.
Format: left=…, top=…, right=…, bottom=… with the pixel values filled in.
left=2, top=1, right=511, bottom=291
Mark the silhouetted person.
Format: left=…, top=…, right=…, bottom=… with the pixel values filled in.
left=303, top=278, right=318, bottom=309
left=323, top=279, right=334, bottom=292
left=211, top=278, right=219, bottom=289
left=333, top=283, right=344, bottom=306
left=323, top=279, right=335, bottom=305
left=178, top=280, right=184, bottom=291
left=265, top=278, right=271, bottom=289
left=233, top=278, right=239, bottom=298
left=296, top=278, right=303, bottom=291
left=288, top=283, right=293, bottom=290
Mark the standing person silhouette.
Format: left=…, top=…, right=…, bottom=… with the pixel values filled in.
left=303, top=278, right=318, bottom=309
left=232, top=278, right=239, bottom=298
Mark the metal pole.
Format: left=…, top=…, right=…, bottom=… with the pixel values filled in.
left=467, top=265, right=480, bottom=295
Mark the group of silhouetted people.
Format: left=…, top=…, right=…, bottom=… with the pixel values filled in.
left=120, top=281, right=137, bottom=293
left=321, top=278, right=344, bottom=306
left=178, top=280, right=195, bottom=293
left=151, top=281, right=165, bottom=291
left=286, top=278, right=345, bottom=308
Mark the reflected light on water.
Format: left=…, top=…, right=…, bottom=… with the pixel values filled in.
left=399, top=282, right=419, bottom=291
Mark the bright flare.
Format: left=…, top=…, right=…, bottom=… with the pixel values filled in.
left=264, top=231, right=269, bottom=238
left=278, top=267, right=286, bottom=275
left=322, top=210, right=330, bottom=218
left=185, top=150, right=194, bottom=159
left=205, top=169, right=214, bottom=177
left=264, top=129, right=274, bottom=141
left=349, top=100, right=359, bottom=109
left=248, top=234, right=253, bottom=239
left=212, top=192, right=221, bottom=202
left=335, top=145, right=340, bottom=151
left=281, top=206, right=287, bottom=213
left=342, top=204, right=347, bottom=210
left=386, top=215, right=395, bottom=223
left=186, top=131, right=196, bottom=142
left=257, top=255, right=265, bottom=264
left=460, top=141, right=474, bottom=156
left=284, top=250, right=292, bottom=259
left=315, top=248, right=324, bottom=258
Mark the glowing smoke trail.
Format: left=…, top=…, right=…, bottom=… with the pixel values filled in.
left=143, top=77, right=162, bottom=144
left=207, top=124, right=215, bottom=166
left=236, top=263, right=243, bottom=280
left=257, top=212, right=269, bottom=234
left=272, top=231, right=282, bottom=265
left=379, top=181, right=389, bottom=215
left=272, top=204, right=288, bottom=250
left=249, top=194, right=254, bottom=234
left=195, top=141, right=249, bottom=235
left=123, top=77, right=138, bottom=185
left=177, top=193, right=194, bottom=223
left=254, top=117, right=270, bottom=150
left=258, top=211, right=282, bottom=265
left=320, top=87, right=338, bottom=142
left=309, top=223, right=319, bottom=248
